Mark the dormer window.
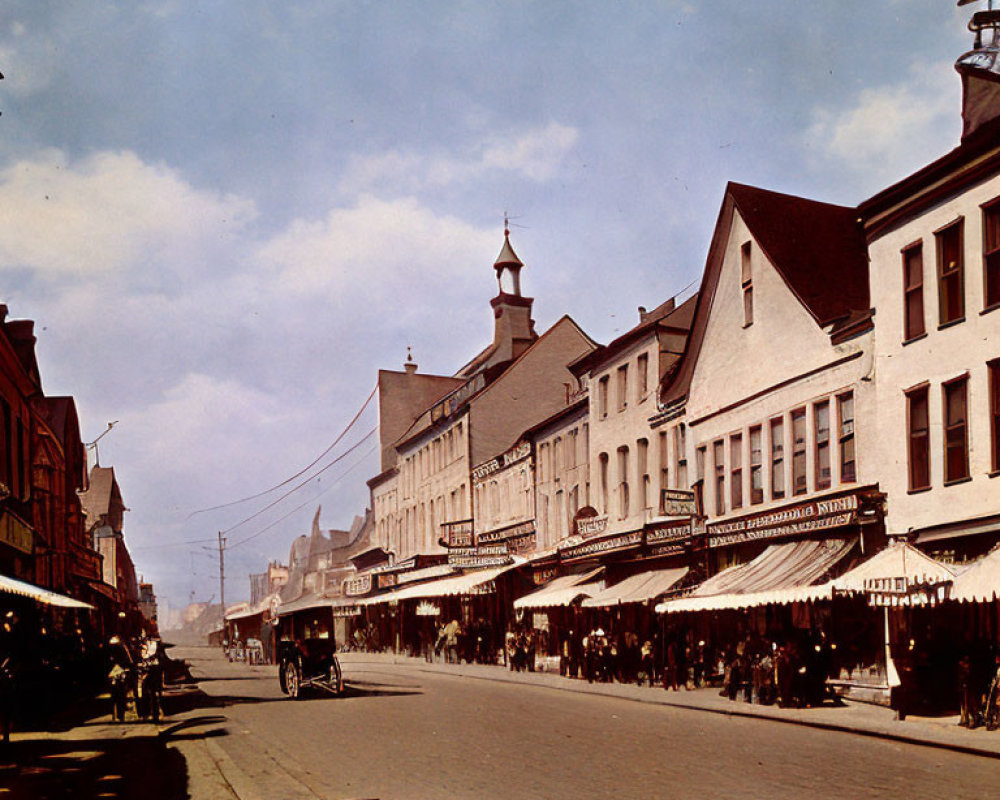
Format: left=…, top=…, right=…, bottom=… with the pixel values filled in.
left=741, top=241, right=754, bottom=327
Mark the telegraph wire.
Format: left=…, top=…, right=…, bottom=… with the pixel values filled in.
left=186, top=383, right=378, bottom=518
left=228, top=439, right=378, bottom=550
left=220, top=425, right=377, bottom=536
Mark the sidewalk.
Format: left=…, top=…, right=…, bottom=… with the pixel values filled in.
left=0, top=681, right=235, bottom=800
left=340, top=650, right=1000, bottom=760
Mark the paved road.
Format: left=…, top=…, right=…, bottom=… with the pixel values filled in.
left=179, top=647, right=1000, bottom=800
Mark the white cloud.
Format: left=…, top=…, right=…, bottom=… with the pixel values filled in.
left=0, top=149, right=257, bottom=278
left=806, top=60, right=960, bottom=185
left=338, top=122, right=579, bottom=195
left=256, top=194, right=495, bottom=297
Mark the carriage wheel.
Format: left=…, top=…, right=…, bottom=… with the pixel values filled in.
left=285, top=661, right=301, bottom=700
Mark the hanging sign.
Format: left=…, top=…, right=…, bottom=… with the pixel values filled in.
left=660, top=489, right=699, bottom=517
left=333, top=605, right=360, bottom=618
left=416, top=601, right=441, bottom=617
left=441, top=519, right=474, bottom=548
left=344, top=573, right=372, bottom=597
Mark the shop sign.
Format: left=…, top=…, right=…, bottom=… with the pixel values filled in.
left=502, top=440, right=531, bottom=467
left=472, top=458, right=501, bottom=484
left=344, top=573, right=372, bottom=597
left=333, top=605, right=360, bottom=618
left=507, top=531, right=536, bottom=556
left=707, top=494, right=859, bottom=548
left=660, top=489, right=698, bottom=518
left=533, top=567, right=557, bottom=585
left=646, top=519, right=691, bottom=544
left=372, top=556, right=417, bottom=574
left=560, top=530, right=643, bottom=562
left=441, top=519, right=474, bottom=548
left=478, top=520, right=534, bottom=544
left=0, top=513, right=32, bottom=555
left=416, top=601, right=441, bottom=617
left=448, top=552, right=512, bottom=569
left=576, top=515, right=608, bottom=538
left=377, top=573, right=397, bottom=589
left=648, top=542, right=686, bottom=558
left=532, top=612, right=549, bottom=631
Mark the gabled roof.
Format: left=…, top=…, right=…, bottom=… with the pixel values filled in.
left=570, top=293, right=698, bottom=377
left=661, top=182, right=870, bottom=406
left=79, top=465, right=123, bottom=529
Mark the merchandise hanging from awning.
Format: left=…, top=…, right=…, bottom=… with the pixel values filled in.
left=834, top=541, right=957, bottom=606
left=657, top=538, right=854, bottom=614
left=0, top=574, right=94, bottom=610
left=582, top=567, right=688, bottom=608
left=950, top=548, right=1000, bottom=603
left=513, top=568, right=605, bottom=609
left=362, top=561, right=523, bottom=604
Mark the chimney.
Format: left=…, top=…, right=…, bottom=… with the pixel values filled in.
left=956, top=2, right=1000, bottom=140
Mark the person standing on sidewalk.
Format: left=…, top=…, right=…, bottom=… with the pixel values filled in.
left=107, top=635, right=133, bottom=723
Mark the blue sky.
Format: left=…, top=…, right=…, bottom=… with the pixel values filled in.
left=0, top=1, right=977, bottom=609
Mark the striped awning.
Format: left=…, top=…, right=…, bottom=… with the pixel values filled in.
left=582, top=567, right=688, bottom=608
left=657, top=539, right=854, bottom=614
left=514, top=568, right=605, bottom=609
left=834, top=541, right=957, bottom=606
left=362, top=561, right=522, bottom=604
left=0, top=574, right=94, bottom=609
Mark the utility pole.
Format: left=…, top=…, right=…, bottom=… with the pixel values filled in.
left=218, top=531, right=226, bottom=629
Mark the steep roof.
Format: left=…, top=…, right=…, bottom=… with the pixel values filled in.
left=728, top=183, right=869, bottom=326
left=662, top=182, right=870, bottom=406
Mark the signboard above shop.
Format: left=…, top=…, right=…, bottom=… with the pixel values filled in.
left=660, top=489, right=698, bottom=518
left=707, top=493, right=860, bottom=548
left=560, top=530, right=642, bottom=563
left=343, top=573, right=372, bottom=597
left=441, top=519, right=474, bottom=548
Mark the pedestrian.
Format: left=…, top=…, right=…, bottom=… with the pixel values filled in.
left=443, top=619, right=460, bottom=664
left=107, top=635, right=133, bottom=723
left=640, top=639, right=655, bottom=687
left=137, top=634, right=164, bottom=723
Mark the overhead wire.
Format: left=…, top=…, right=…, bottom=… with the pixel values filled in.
left=186, top=383, right=378, bottom=518
left=221, top=425, right=377, bottom=536
left=228, top=438, right=378, bottom=550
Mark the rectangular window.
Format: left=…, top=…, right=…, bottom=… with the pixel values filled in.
left=815, top=400, right=831, bottom=491
left=674, top=424, right=688, bottom=490
left=658, top=431, right=669, bottom=499
left=937, top=220, right=965, bottom=326
left=749, top=425, right=763, bottom=504
left=991, top=360, right=1000, bottom=473
left=729, top=434, right=743, bottom=510
left=838, top=392, right=856, bottom=483
left=984, top=202, right=1000, bottom=310
left=695, top=445, right=706, bottom=515
left=598, top=377, right=609, bottom=419
left=617, top=365, right=629, bottom=411
left=618, top=446, right=630, bottom=519
left=791, top=409, right=807, bottom=496
left=636, top=438, right=649, bottom=509
left=907, top=385, right=931, bottom=491
left=943, top=377, right=970, bottom=484
left=741, top=241, right=754, bottom=327
left=637, top=353, right=649, bottom=401
left=713, top=440, right=726, bottom=516
left=599, top=452, right=609, bottom=513
left=770, top=416, right=785, bottom=500
left=903, top=243, right=925, bottom=341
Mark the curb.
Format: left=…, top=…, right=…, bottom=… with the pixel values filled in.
left=347, top=654, right=1000, bottom=762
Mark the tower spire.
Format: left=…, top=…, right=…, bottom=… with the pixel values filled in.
left=494, top=215, right=524, bottom=296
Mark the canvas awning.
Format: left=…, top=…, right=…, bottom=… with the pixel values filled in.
left=833, top=541, right=957, bottom=606
left=277, top=592, right=336, bottom=616
left=657, top=538, right=854, bottom=614
left=513, top=568, right=605, bottom=609
left=362, top=561, right=522, bottom=604
left=949, top=549, right=1000, bottom=603
left=582, top=567, right=688, bottom=608
left=0, top=574, right=94, bottom=610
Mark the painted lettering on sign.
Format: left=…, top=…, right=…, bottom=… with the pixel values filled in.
left=660, top=489, right=698, bottom=517
left=447, top=554, right=511, bottom=569
left=533, top=567, right=557, bottom=585
left=478, top=520, right=535, bottom=544
left=560, top=530, right=642, bottom=562
left=576, top=515, right=608, bottom=538
left=377, top=573, right=397, bottom=589
left=707, top=494, right=858, bottom=548
left=333, top=605, right=360, bottom=618
left=441, top=519, right=475, bottom=548
left=0, top=513, right=32, bottom=555
left=646, top=520, right=691, bottom=544
left=344, top=573, right=372, bottom=597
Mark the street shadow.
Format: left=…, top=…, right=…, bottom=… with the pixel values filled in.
left=0, top=731, right=196, bottom=800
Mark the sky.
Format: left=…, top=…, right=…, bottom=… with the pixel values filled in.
left=0, top=1, right=978, bottom=611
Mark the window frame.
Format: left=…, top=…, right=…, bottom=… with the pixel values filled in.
left=791, top=408, right=807, bottom=496
left=906, top=383, right=931, bottom=492
left=990, top=358, right=1000, bottom=475
left=942, top=374, right=971, bottom=485
left=935, top=217, right=965, bottom=327
left=770, top=416, right=785, bottom=500
left=741, top=241, right=754, bottom=327
left=729, top=433, right=743, bottom=511
left=982, top=199, right=1000, bottom=312
left=838, top=392, right=857, bottom=484
left=902, top=241, right=925, bottom=342
left=814, top=399, right=832, bottom=491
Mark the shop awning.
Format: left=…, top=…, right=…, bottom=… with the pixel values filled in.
left=582, top=567, right=688, bottom=608
left=395, top=564, right=456, bottom=585
left=950, top=549, right=1000, bottom=603
left=833, top=541, right=957, bottom=606
left=0, top=574, right=94, bottom=609
left=514, top=568, right=605, bottom=609
left=656, top=538, right=854, bottom=614
left=363, top=561, right=522, bottom=604
left=277, top=592, right=338, bottom=616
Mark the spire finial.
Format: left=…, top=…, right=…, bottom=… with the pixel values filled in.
left=504, top=212, right=510, bottom=238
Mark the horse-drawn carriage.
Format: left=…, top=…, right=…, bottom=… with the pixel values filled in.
left=277, top=636, right=344, bottom=699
